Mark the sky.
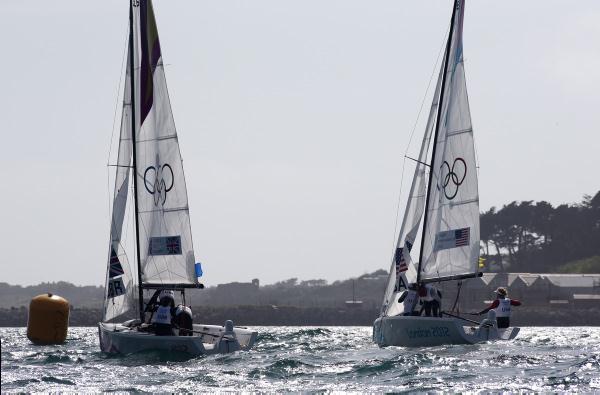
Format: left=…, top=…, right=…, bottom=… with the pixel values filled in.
left=1, top=1, right=599, bottom=287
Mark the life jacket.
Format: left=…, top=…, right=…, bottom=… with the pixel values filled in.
left=403, top=290, right=419, bottom=313
left=494, top=298, right=511, bottom=318
left=151, top=305, right=173, bottom=325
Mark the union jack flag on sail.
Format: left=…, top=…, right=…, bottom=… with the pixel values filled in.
left=109, top=247, right=125, bottom=278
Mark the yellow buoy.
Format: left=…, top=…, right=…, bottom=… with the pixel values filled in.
left=27, top=293, right=70, bottom=345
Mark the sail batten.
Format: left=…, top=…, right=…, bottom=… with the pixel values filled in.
left=136, top=134, right=178, bottom=143
left=446, top=128, right=472, bottom=137
left=138, top=207, right=189, bottom=214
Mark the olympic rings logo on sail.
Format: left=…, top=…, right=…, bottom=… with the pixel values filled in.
left=440, top=158, right=466, bottom=200
left=144, top=161, right=174, bottom=206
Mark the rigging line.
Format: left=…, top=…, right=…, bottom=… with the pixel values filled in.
left=106, top=166, right=111, bottom=256
left=390, top=24, right=452, bottom=252
left=106, top=27, right=130, bottom=167
left=404, top=23, right=451, bottom=162
left=405, top=155, right=431, bottom=168
left=105, top=27, right=130, bottom=255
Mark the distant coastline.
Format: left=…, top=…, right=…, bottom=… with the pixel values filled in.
left=2, top=305, right=599, bottom=327
left=2, top=270, right=600, bottom=329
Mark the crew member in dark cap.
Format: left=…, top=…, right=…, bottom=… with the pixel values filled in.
left=477, top=287, right=522, bottom=328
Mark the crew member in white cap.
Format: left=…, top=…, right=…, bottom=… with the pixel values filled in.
left=477, top=287, right=521, bottom=328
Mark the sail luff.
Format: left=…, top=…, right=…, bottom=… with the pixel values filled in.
left=416, top=0, right=459, bottom=284
left=102, top=39, right=136, bottom=322
left=380, top=48, right=446, bottom=317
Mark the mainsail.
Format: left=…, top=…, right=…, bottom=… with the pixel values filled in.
left=381, top=0, right=479, bottom=316
left=418, top=0, right=479, bottom=282
left=132, top=0, right=197, bottom=286
left=103, top=0, right=197, bottom=322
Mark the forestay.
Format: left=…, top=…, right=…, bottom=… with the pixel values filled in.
left=381, top=63, right=444, bottom=317
left=132, top=1, right=197, bottom=286
left=419, top=0, right=479, bottom=281
left=103, top=51, right=135, bottom=322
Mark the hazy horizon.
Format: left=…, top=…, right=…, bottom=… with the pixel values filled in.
left=1, top=1, right=599, bottom=287
left=1, top=268, right=390, bottom=288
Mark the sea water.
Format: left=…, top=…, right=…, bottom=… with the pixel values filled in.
left=1, top=327, right=599, bottom=392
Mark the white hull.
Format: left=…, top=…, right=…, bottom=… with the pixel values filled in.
left=373, top=315, right=519, bottom=347
left=98, top=321, right=257, bottom=356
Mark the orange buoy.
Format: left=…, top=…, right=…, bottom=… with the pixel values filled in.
left=27, top=293, right=70, bottom=345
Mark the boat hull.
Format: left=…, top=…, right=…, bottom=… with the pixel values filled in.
left=98, top=322, right=257, bottom=356
left=373, top=315, right=519, bottom=347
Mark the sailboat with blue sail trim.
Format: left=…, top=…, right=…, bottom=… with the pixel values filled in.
left=98, top=0, right=257, bottom=355
left=373, top=0, right=519, bottom=347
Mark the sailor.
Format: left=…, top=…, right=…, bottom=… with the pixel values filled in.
left=144, top=289, right=162, bottom=316
left=419, top=283, right=442, bottom=317
left=477, top=287, right=521, bottom=328
left=173, top=304, right=194, bottom=336
left=399, top=283, right=420, bottom=316
left=151, top=290, right=176, bottom=336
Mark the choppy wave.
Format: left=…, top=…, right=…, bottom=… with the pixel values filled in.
left=1, top=326, right=599, bottom=392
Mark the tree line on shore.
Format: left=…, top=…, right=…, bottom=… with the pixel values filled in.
left=480, top=190, right=600, bottom=273
left=1, top=191, right=598, bottom=311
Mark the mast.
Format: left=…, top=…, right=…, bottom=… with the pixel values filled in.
left=128, top=0, right=145, bottom=322
left=416, top=0, right=459, bottom=284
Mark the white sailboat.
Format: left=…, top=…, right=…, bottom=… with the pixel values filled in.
left=98, top=0, right=257, bottom=355
left=373, top=0, right=519, bottom=347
